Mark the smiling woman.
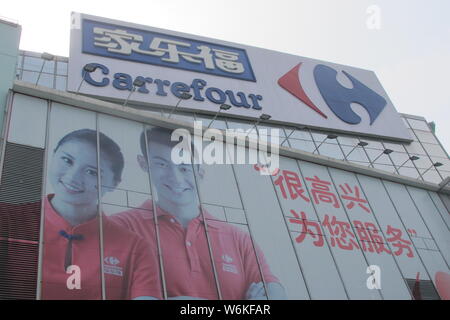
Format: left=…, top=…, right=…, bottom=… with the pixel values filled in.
left=48, top=129, right=120, bottom=225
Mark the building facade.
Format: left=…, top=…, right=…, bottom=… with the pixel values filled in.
left=0, top=13, right=449, bottom=300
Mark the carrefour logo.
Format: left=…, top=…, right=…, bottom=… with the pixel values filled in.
left=278, top=63, right=387, bottom=125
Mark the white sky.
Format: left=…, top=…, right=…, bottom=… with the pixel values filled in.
left=2, top=0, right=450, bottom=152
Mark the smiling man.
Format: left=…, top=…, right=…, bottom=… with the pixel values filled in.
left=111, top=126, right=286, bottom=300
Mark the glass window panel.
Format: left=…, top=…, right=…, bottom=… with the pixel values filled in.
left=21, top=70, right=38, bottom=83
left=429, top=157, right=450, bottom=171
left=310, top=131, right=327, bottom=141
left=281, top=138, right=290, bottom=147
left=257, top=124, right=286, bottom=138
left=274, top=157, right=321, bottom=224
left=407, top=129, right=419, bottom=141
left=37, top=73, right=54, bottom=88
left=98, top=119, right=162, bottom=300
left=361, top=138, right=384, bottom=150
left=412, top=156, right=432, bottom=169
left=55, top=76, right=67, bottom=91
left=202, top=204, right=227, bottom=222
left=232, top=162, right=309, bottom=299
left=311, top=131, right=339, bottom=144
left=414, top=131, right=439, bottom=144
left=98, top=115, right=150, bottom=196
left=341, top=145, right=370, bottom=162
left=421, top=169, right=443, bottom=184
left=382, top=181, right=432, bottom=238
left=317, top=142, right=344, bottom=159
left=337, top=135, right=360, bottom=146
left=22, top=70, right=54, bottom=88
left=428, top=192, right=450, bottom=231
left=226, top=119, right=255, bottom=131
left=291, top=129, right=313, bottom=140
left=383, top=142, right=407, bottom=153
left=407, top=119, right=431, bottom=131
left=100, top=203, right=163, bottom=300
left=299, top=161, right=382, bottom=299
left=284, top=128, right=295, bottom=138
left=398, top=166, right=421, bottom=179
left=417, top=249, right=450, bottom=293
left=288, top=139, right=316, bottom=153
left=56, top=61, right=68, bottom=75
left=42, top=103, right=101, bottom=299
left=23, top=55, right=43, bottom=71
left=198, top=142, right=243, bottom=209
left=404, top=141, right=427, bottom=155
left=365, top=148, right=395, bottom=165
left=291, top=232, right=348, bottom=299
left=224, top=208, right=247, bottom=224
left=205, top=221, right=274, bottom=299
left=389, top=152, right=411, bottom=168
left=329, top=167, right=411, bottom=300
left=407, top=186, right=450, bottom=266
left=357, top=175, right=430, bottom=282
left=195, top=114, right=228, bottom=130
left=23, top=55, right=54, bottom=73
left=422, top=143, right=447, bottom=158
left=139, top=125, right=219, bottom=299
left=8, top=93, right=48, bottom=148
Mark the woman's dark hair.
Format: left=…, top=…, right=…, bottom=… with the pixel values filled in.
left=54, top=129, right=124, bottom=185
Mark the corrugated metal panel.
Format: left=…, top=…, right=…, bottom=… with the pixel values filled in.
left=0, top=142, right=43, bottom=300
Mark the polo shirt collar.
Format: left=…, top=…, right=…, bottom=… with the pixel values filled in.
left=148, top=201, right=220, bottom=230
left=44, top=194, right=104, bottom=236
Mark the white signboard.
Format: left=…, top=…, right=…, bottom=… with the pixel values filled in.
left=68, top=12, right=412, bottom=142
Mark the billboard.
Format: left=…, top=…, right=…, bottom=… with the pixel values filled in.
left=5, top=93, right=450, bottom=299
left=68, top=13, right=412, bottom=142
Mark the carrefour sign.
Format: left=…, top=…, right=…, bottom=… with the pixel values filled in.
left=68, top=13, right=412, bottom=142
left=82, top=19, right=256, bottom=82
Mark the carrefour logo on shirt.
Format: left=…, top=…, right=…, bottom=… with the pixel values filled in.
left=82, top=19, right=256, bottom=82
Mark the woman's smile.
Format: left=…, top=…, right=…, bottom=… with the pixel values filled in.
left=59, top=179, right=84, bottom=194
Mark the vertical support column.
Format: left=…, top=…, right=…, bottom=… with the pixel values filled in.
left=35, top=99, right=51, bottom=299
left=95, top=113, right=106, bottom=300
left=143, top=125, right=168, bottom=300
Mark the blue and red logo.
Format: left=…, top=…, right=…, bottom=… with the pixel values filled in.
left=278, top=63, right=387, bottom=125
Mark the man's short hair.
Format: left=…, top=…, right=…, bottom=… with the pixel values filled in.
left=140, top=127, right=200, bottom=165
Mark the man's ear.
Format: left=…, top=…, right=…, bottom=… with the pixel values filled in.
left=137, top=155, right=149, bottom=171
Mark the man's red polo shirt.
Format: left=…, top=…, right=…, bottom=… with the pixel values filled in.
left=111, top=200, right=279, bottom=300
left=42, top=195, right=162, bottom=300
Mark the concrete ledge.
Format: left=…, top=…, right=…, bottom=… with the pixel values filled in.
left=12, top=80, right=450, bottom=195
